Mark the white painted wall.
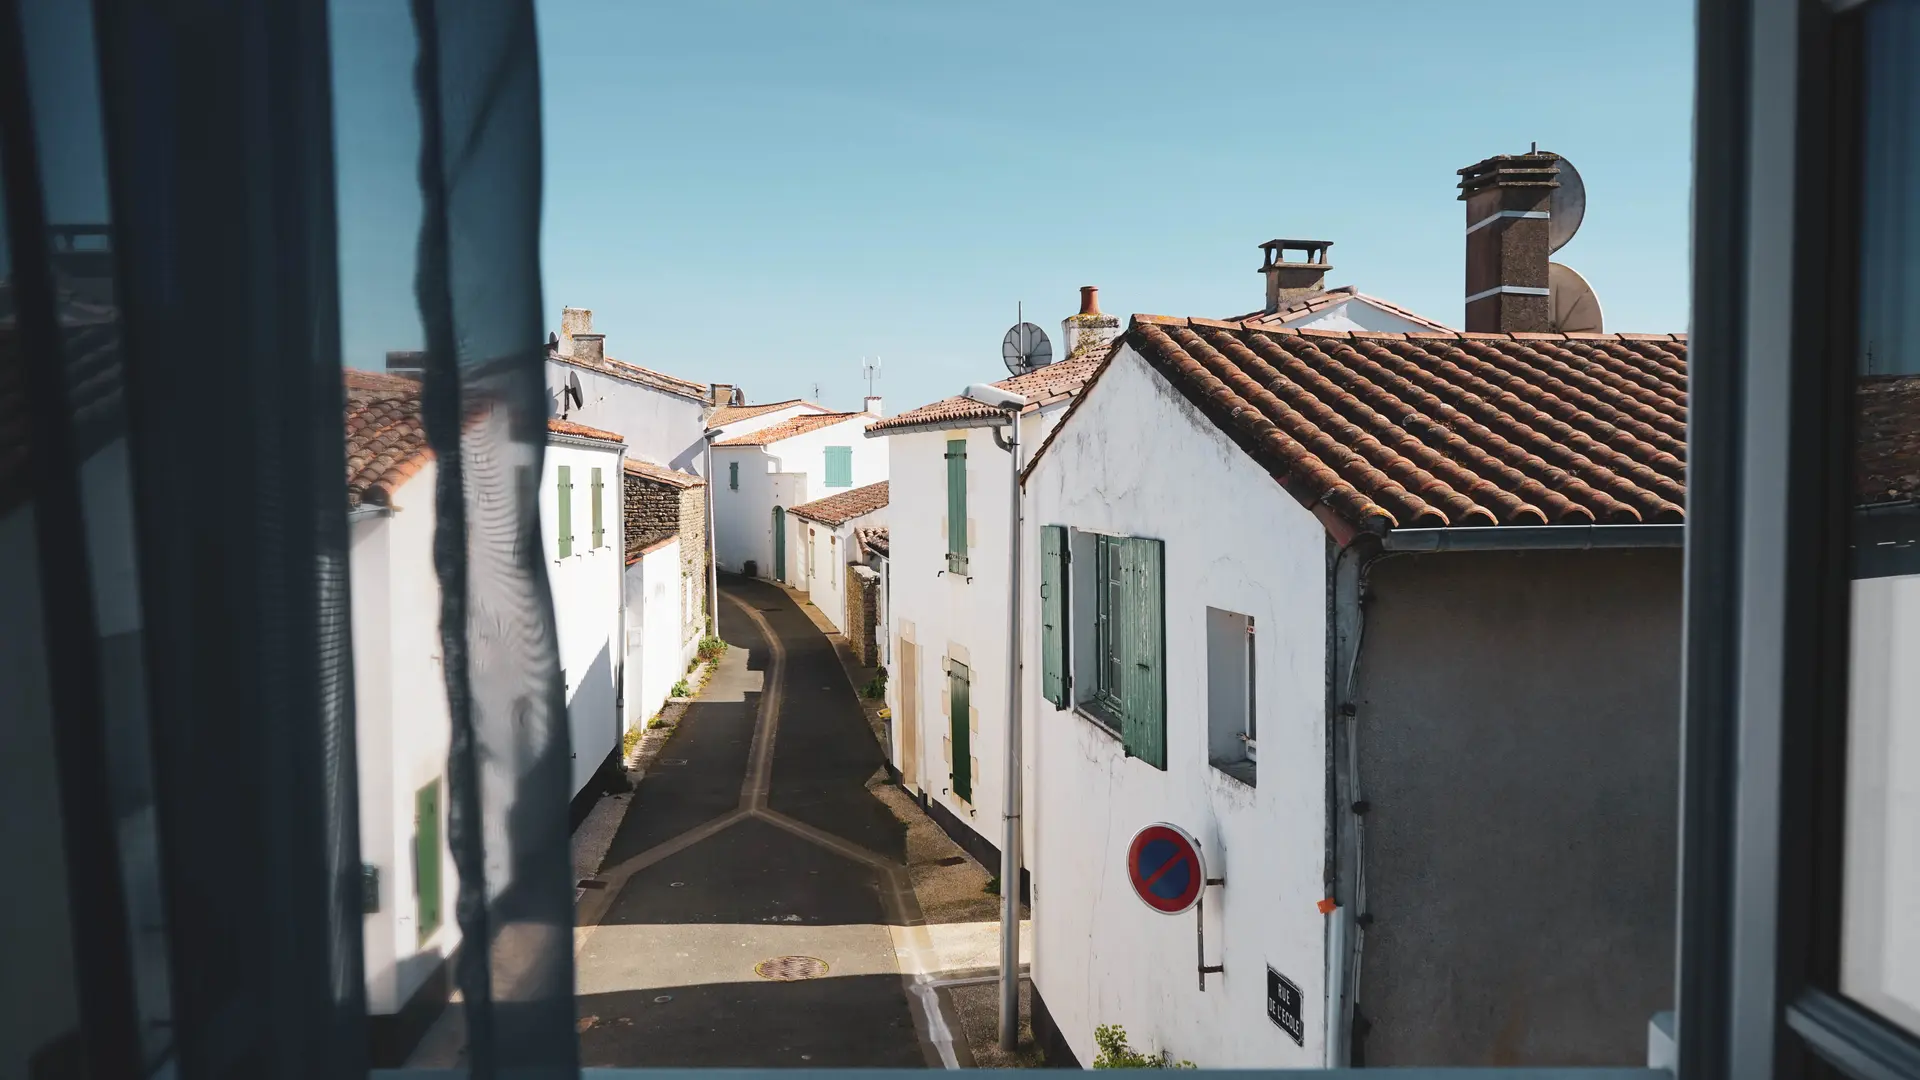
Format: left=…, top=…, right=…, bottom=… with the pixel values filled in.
left=713, top=414, right=885, bottom=580
left=793, top=506, right=887, bottom=636
left=1020, top=345, right=1331, bottom=1069
left=541, top=439, right=628, bottom=797
left=1280, top=297, right=1439, bottom=334
left=879, top=403, right=1062, bottom=854
left=350, top=463, right=460, bottom=1018
left=624, top=538, right=692, bottom=731
left=546, top=357, right=710, bottom=473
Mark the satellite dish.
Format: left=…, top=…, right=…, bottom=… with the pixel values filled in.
left=1002, top=322, right=1053, bottom=377
left=564, top=371, right=584, bottom=414
left=1548, top=261, right=1605, bottom=333
left=1543, top=152, right=1586, bottom=254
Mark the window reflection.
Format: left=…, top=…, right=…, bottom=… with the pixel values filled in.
left=1843, top=0, right=1920, bottom=1042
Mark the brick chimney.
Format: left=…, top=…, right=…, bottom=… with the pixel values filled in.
left=1457, top=151, right=1557, bottom=332
left=1061, top=285, right=1120, bottom=361
left=558, top=306, right=593, bottom=356
left=571, top=332, right=605, bottom=365
left=1260, top=240, right=1332, bottom=313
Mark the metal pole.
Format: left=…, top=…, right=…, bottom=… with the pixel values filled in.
left=705, top=434, right=720, bottom=634
left=998, top=406, right=1024, bottom=1052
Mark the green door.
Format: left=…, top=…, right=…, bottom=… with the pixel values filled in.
left=949, top=660, right=971, bottom=802
left=414, top=777, right=442, bottom=943
left=773, top=505, right=786, bottom=582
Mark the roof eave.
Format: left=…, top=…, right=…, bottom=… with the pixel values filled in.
left=547, top=431, right=626, bottom=452
left=1379, top=524, right=1686, bottom=552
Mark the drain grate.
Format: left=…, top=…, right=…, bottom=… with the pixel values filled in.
left=754, top=955, right=828, bottom=981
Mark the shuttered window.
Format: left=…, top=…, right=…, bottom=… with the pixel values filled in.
left=1084, top=532, right=1165, bottom=768
left=414, top=778, right=441, bottom=943
left=590, top=467, right=604, bottom=548
left=949, top=660, right=971, bottom=802
left=1040, top=525, right=1069, bottom=708
left=556, top=465, right=573, bottom=558
left=729, top=461, right=739, bottom=490
left=824, top=445, right=852, bottom=487
left=946, top=439, right=967, bottom=573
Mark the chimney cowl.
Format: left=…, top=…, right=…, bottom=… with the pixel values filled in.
left=1259, top=239, right=1333, bottom=314
left=1457, top=151, right=1558, bottom=333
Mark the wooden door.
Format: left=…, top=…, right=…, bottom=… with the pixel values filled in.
left=772, top=506, right=786, bottom=581
left=899, top=639, right=920, bottom=790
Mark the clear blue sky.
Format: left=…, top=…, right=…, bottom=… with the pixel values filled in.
left=536, top=0, right=1696, bottom=416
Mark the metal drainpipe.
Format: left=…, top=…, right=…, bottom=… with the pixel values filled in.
left=705, top=432, right=720, bottom=633
left=995, top=410, right=1024, bottom=1052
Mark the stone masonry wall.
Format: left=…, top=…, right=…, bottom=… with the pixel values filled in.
left=847, top=564, right=880, bottom=666
left=677, top=485, right=707, bottom=643
left=624, top=474, right=681, bottom=554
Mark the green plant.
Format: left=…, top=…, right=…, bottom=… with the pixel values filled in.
left=861, top=663, right=889, bottom=700
left=1092, top=1025, right=1193, bottom=1069
left=621, top=726, right=642, bottom=758
left=696, top=634, right=728, bottom=663
left=983, top=875, right=1000, bottom=896
left=671, top=679, right=692, bottom=698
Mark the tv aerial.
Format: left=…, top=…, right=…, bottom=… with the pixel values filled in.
left=1540, top=151, right=1603, bottom=333
left=1001, top=303, right=1053, bottom=377
left=862, top=355, right=882, bottom=396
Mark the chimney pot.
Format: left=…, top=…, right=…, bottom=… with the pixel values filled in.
left=571, top=332, right=605, bottom=365
left=1259, top=239, right=1333, bottom=314
left=864, top=395, right=884, bottom=416
left=1457, top=151, right=1558, bottom=332
left=1061, top=283, right=1120, bottom=361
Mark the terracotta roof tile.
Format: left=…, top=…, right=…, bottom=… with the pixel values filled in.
left=344, top=371, right=430, bottom=508
left=1033, top=318, right=1689, bottom=539
left=866, top=343, right=1113, bottom=435
left=714, top=410, right=867, bottom=446
left=791, top=480, right=889, bottom=526
left=550, top=345, right=708, bottom=402
left=707, top=399, right=828, bottom=427
left=1233, top=286, right=1456, bottom=333
left=623, top=457, right=705, bottom=488
left=547, top=417, right=625, bottom=444
left=855, top=525, right=889, bottom=559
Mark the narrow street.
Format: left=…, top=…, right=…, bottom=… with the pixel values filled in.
left=570, top=576, right=939, bottom=1069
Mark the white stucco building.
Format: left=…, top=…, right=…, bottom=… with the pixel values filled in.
left=787, top=480, right=889, bottom=637
left=343, top=374, right=630, bottom=1060
left=706, top=397, right=831, bottom=442
left=544, top=306, right=719, bottom=474
left=863, top=287, right=1120, bottom=876
left=712, top=408, right=886, bottom=581
left=1015, top=310, right=1688, bottom=1069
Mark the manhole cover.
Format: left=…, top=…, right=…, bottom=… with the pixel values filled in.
left=754, top=955, right=828, bottom=981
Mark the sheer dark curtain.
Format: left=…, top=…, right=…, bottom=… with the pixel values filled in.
left=0, top=0, right=572, bottom=1076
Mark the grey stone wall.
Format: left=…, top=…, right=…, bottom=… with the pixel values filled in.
left=624, top=474, right=680, bottom=554
left=678, top=485, right=706, bottom=643
left=847, top=564, right=880, bottom=666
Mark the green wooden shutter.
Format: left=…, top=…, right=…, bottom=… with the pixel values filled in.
left=1041, top=525, right=1068, bottom=708
left=950, top=661, right=971, bottom=801
left=825, top=446, right=852, bottom=487
left=946, top=439, right=967, bottom=573
left=557, top=465, right=573, bottom=557
left=591, top=467, right=604, bottom=548
left=414, top=778, right=441, bottom=942
left=729, top=461, right=739, bottom=490
left=1118, top=537, right=1167, bottom=769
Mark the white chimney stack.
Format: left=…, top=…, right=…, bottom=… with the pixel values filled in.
left=1061, top=286, right=1119, bottom=361
left=863, top=395, right=884, bottom=416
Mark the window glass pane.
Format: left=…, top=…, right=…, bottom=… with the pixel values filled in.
left=1843, top=0, right=1920, bottom=1039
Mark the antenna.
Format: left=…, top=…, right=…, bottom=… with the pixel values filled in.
left=811, top=381, right=822, bottom=402
left=1001, top=301, right=1054, bottom=377
left=1548, top=262, right=1605, bottom=333
left=1539, top=151, right=1587, bottom=254
left=862, top=355, right=882, bottom=397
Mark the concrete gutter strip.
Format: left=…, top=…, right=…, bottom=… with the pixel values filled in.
left=1380, top=524, right=1686, bottom=552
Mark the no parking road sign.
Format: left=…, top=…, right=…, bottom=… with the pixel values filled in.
left=1127, top=822, right=1207, bottom=915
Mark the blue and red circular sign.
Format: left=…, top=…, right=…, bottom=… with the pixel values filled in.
left=1127, top=823, right=1206, bottom=914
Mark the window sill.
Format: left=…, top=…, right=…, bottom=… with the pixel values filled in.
left=1210, top=758, right=1257, bottom=788
left=1072, top=703, right=1123, bottom=742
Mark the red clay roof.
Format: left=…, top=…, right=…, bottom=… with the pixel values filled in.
left=550, top=345, right=709, bottom=402
left=866, top=343, right=1113, bottom=435
left=547, top=417, right=625, bottom=444
left=1028, top=317, right=1688, bottom=539
left=791, top=480, right=889, bottom=526
left=623, top=457, right=705, bottom=488
left=344, top=370, right=430, bottom=507
left=707, top=399, right=828, bottom=428
left=854, top=525, right=889, bottom=559
left=714, top=410, right=867, bottom=446
left=1233, top=286, right=1456, bottom=333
